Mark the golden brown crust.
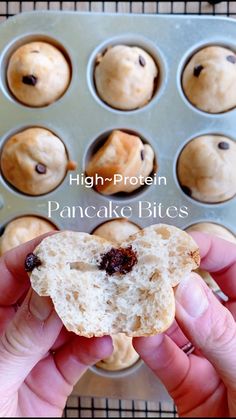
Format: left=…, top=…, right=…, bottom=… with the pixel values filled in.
left=86, top=130, right=154, bottom=195
left=7, top=41, right=70, bottom=107
left=1, top=127, right=68, bottom=195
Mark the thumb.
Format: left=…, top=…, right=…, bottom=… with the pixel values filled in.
left=175, top=273, right=236, bottom=391
left=0, top=289, right=62, bottom=394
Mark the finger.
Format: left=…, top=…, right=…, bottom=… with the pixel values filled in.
left=51, top=327, right=74, bottom=352
left=165, top=320, right=190, bottom=349
left=53, top=335, right=113, bottom=386
left=175, top=272, right=236, bottom=391
left=133, top=334, right=190, bottom=393
left=133, top=335, right=221, bottom=415
left=0, top=307, right=15, bottom=335
left=0, top=289, right=62, bottom=394
left=0, top=232, right=55, bottom=306
left=23, top=336, right=113, bottom=413
left=189, top=232, right=236, bottom=299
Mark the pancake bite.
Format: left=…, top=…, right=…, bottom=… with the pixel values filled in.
left=93, top=219, right=140, bottom=242
left=7, top=41, right=70, bottom=106
left=177, top=135, right=236, bottom=203
left=96, top=333, right=139, bottom=371
left=182, top=46, right=236, bottom=113
left=1, top=127, right=70, bottom=195
left=86, top=130, right=155, bottom=195
left=94, top=45, right=158, bottom=110
left=0, top=216, right=56, bottom=255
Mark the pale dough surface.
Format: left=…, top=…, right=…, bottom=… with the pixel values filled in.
left=177, top=135, right=236, bottom=203
left=1, top=127, right=68, bottom=195
left=95, top=45, right=158, bottom=110
left=7, top=41, right=70, bottom=107
left=0, top=216, right=56, bottom=255
left=182, top=46, right=236, bottom=113
left=96, top=333, right=139, bottom=371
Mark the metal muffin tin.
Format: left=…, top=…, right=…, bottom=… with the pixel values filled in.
left=0, top=11, right=235, bottom=401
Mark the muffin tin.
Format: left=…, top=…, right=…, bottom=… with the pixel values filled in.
left=0, top=11, right=236, bottom=401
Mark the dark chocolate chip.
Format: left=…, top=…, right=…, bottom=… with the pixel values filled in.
left=22, top=75, right=38, bottom=86
left=99, top=246, right=138, bottom=275
left=218, top=141, right=230, bottom=150
left=193, top=65, right=204, bottom=77
left=35, top=163, right=47, bottom=174
left=25, top=253, right=42, bottom=272
left=140, top=150, right=145, bottom=160
left=181, top=185, right=192, bottom=197
left=226, top=55, right=236, bottom=64
left=139, top=55, right=146, bottom=67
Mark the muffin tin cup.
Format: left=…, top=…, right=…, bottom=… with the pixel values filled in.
left=0, top=11, right=236, bottom=402
left=90, top=357, right=143, bottom=379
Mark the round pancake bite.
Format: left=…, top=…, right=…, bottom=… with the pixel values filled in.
left=0, top=127, right=71, bottom=195
left=7, top=41, right=71, bottom=107
left=94, top=45, right=158, bottom=110
left=96, top=333, right=139, bottom=371
left=0, top=216, right=56, bottom=255
left=93, top=219, right=140, bottom=242
left=182, top=45, right=236, bottom=113
left=86, top=130, right=155, bottom=195
left=177, top=135, right=236, bottom=203
left=27, top=224, right=200, bottom=337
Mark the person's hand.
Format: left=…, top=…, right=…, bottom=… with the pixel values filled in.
left=134, top=233, right=236, bottom=417
left=0, top=236, right=112, bottom=417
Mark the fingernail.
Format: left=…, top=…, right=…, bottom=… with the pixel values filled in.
left=175, top=274, right=209, bottom=318
left=29, top=290, right=53, bottom=321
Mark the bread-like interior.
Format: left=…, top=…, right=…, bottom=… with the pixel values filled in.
left=29, top=224, right=200, bottom=337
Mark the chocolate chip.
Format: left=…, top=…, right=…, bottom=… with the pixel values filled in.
left=218, top=141, right=230, bottom=150
left=22, top=75, right=38, bottom=86
left=181, top=185, right=192, bottom=197
left=139, top=55, right=146, bottom=67
left=140, top=150, right=145, bottom=160
left=35, top=163, right=47, bottom=174
left=226, top=55, right=236, bottom=64
left=25, top=253, right=42, bottom=272
left=99, top=246, right=138, bottom=275
left=193, top=65, right=204, bottom=77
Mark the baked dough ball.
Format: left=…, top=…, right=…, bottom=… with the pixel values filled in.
left=1, top=127, right=69, bottom=195
left=96, top=333, right=139, bottom=371
left=94, top=45, right=158, bottom=110
left=7, top=41, right=70, bottom=107
left=86, top=130, right=155, bottom=195
left=177, top=135, right=236, bottom=203
left=29, top=225, right=199, bottom=337
left=182, top=46, right=236, bottom=113
left=186, top=222, right=236, bottom=291
left=93, top=219, right=140, bottom=242
left=0, top=216, right=56, bottom=255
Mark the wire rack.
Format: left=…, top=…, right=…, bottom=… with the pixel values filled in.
left=64, top=397, right=178, bottom=418
left=0, top=1, right=236, bottom=21
left=0, top=1, right=233, bottom=417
